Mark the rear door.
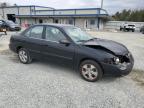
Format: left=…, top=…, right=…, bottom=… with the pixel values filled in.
left=22, top=25, right=45, bottom=58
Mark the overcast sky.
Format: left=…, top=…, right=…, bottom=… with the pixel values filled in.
left=0, top=0, right=144, bottom=14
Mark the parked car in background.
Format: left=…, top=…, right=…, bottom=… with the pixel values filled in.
left=140, top=26, right=144, bottom=34
left=9, top=24, right=134, bottom=82
left=0, top=20, right=21, bottom=31
left=120, top=24, right=135, bottom=32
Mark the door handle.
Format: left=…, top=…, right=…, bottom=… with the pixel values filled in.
left=40, top=44, right=48, bottom=46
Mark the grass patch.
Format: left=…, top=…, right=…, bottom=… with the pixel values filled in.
left=129, top=69, right=144, bottom=87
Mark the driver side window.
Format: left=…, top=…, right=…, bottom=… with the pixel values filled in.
left=45, top=26, right=66, bottom=42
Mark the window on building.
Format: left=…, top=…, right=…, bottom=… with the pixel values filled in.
left=24, top=26, right=43, bottom=39
left=68, top=19, right=74, bottom=25
left=31, top=9, right=34, bottom=12
left=54, top=19, right=59, bottom=23
left=90, top=20, right=95, bottom=25
left=45, top=26, right=66, bottom=42
left=39, top=19, right=43, bottom=23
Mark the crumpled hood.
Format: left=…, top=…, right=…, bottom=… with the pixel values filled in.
left=83, top=38, right=129, bottom=55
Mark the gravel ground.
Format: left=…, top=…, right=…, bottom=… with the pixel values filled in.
left=0, top=31, right=144, bottom=108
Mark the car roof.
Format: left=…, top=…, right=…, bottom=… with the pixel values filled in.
left=33, top=23, right=75, bottom=28
left=0, top=20, right=14, bottom=22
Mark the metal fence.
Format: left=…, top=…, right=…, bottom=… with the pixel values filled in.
left=104, top=21, right=144, bottom=31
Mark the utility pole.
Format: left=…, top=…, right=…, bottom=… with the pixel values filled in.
left=101, top=0, right=103, bottom=9
left=98, top=0, right=104, bottom=30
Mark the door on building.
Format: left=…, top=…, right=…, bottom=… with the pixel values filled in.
left=39, top=19, right=43, bottom=23
left=84, top=19, right=88, bottom=29
left=68, top=19, right=74, bottom=25
left=7, top=14, right=16, bottom=22
left=54, top=19, right=59, bottom=23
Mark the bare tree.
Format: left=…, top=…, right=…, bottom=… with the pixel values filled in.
left=13, top=3, right=18, bottom=6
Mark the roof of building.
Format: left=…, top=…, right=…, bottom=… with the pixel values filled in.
left=0, top=5, right=109, bottom=18
left=0, top=5, right=55, bottom=9
left=16, top=7, right=108, bottom=18
left=16, top=14, right=109, bottom=18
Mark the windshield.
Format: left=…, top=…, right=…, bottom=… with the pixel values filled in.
left=64, top=27, right=93, bottom=43
left=128, top=25, right=135, bottom=26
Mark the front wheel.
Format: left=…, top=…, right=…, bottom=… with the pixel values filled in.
left=79, top=60, right=103, bottom=82
left=6, top=27, right=10, bottom=31
left=18, top=48, right=32, bottom=64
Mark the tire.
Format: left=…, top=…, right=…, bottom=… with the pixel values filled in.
left=79, top=60, right=103, bottom=82
left=132, top=30, right=135, bottom=32
left=6, top=27, right=10, bottom=31
left=18, top=48, right=32, bottom=64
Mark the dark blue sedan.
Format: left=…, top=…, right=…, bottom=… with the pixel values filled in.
left=9, top=24, right=134, bottom=82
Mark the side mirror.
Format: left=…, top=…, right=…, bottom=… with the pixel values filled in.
left=59, top=39, right=70, bottom=45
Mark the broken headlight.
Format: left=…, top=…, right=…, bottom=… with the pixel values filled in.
left=104, top=57, right=120, bottom=65
left=113, top=57, right=120, bottom=65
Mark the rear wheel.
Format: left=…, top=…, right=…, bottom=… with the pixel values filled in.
left=18, top=48, right=32, bottom=64
left=79, top=60, right=103, bottom=82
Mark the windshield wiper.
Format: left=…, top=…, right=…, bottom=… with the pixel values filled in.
left=87, top=38, right=97, bottom=41
left=77, top=40, right=87, bottom=42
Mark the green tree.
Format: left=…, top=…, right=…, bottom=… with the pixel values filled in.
left=113, top=9, right=144, bottom=22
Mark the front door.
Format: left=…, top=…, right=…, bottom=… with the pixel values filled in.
left=41, top=26, right=75, bottom=65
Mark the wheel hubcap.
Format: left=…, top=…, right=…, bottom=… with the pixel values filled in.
left=81, top=64, right=98, bottom=80
left=19, top=50, right=28, bottom=63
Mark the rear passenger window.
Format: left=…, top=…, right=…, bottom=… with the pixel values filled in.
left=25, top=26, right=43, bottom=39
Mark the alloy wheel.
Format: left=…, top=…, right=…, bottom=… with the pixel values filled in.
left=81, top=64, right=98, bottom=81
left=18, top=50, right=28, bottom=63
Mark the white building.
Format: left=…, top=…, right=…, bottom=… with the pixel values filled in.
left=0, top=5, right=109, bottom=30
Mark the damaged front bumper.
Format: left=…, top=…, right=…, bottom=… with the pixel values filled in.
left=101, top=53, right=134, bottom=76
